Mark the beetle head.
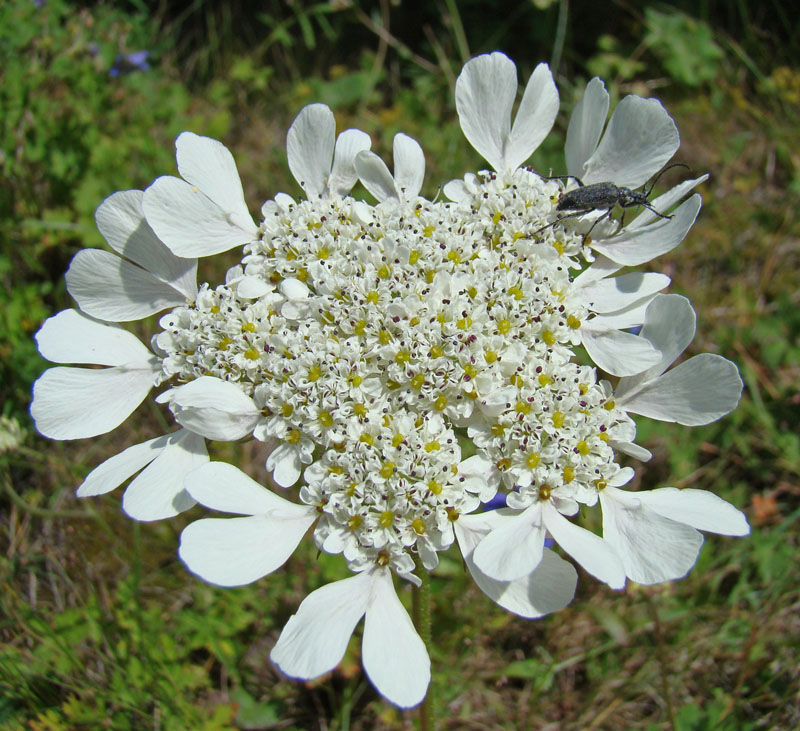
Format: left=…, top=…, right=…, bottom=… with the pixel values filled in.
left=617, top=187, right=642, bottom=208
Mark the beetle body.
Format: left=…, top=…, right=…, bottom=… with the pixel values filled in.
left=557, top=182, right=654, bottom=214
left=538, top=163, right=688, bottom=240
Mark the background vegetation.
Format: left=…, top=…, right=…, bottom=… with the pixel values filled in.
left=1, top=0, right=798, bottom=728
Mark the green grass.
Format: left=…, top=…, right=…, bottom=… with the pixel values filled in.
left=2, top=1, right=799, bottom=729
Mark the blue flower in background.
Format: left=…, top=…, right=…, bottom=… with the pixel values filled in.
left=110, top=50, right=150, bottom=77
left=482, top=492, right=507, bottom=511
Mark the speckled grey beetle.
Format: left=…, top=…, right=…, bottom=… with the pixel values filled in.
left=538, top=163, right=689, bottom=240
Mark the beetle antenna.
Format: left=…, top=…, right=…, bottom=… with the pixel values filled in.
left=641, top=202, right=674, bottom=221
left=644, top=163, right=690, bottom=198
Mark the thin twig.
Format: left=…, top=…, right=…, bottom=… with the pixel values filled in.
left=358, top=0, right=390, bottom=115
left=2, top=469, right=88, bottom=520
left=352, top=5, right=438, bottom=74
left=423, top=24, right=456, bottom=93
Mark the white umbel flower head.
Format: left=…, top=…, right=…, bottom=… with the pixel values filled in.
left=31, top=50, right=749, bottom=709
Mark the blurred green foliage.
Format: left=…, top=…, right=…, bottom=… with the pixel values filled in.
left=643, top=8, right=724, bottom=86
left=1, top=0, right=799, bottom=728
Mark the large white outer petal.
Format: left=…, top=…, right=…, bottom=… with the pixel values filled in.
left=580, top=325, right=660, bottom=377
left=633, top=487, right=750, bottom=536
left=573, top=254, right=623, bottom=287
left=616, top=353, right=743, bottom=425
left=186, top=461, right=312, bottom=516
left=627, top=175, right=709, bottom=229
left=36, top=309, right=153, bottom=366
left=160, top=376, right=260, bottom=441
left=287, top=103, right=335, bottom=198
left=591, top=195, right=701, bottom=266
left=505, top=62, right=559, bottom=172
left=455, top=514, right=577, bottom=618
left=271, top=571, right=373, bottom=679
left=77, top=434, right=167, bottom=497
left=143, top=175, right=255, bottom=258
left=566, top=77, right=610, bottom=178
left=362, top=569, right=430, bottom=708
left=613, top=294, right=743, bottom=425
left=578, top=272, right=670, bottom=314
left=355, top=150, right=398, bottom=203
left=176, top=132, right=255, bottom=236
left=582, top=95, right=679, bottom=188
left=95, top=189, right=197, bottom=300
left=328, top=128, right=372, bottom=197
left=471, top=504, right=546, bottom=582
left=589, top=298, right=656, bottom=330
left=543, top=502, right=626, bottom=589
left=611, top=439, right=653, bottom=462
left=455, top=52, right=517, bottom=172
left=600, top=487, right=704, bottom=584
left=616, top=295, right=696, bottom=391
left=392, top=133, right=425, bottom=199
left=76, top=430, right=203, bottom=519
left=606, top=424, right=652, bottom=462
left=66, top=249, right=188, bottom=322
left=122, top=429, right=206, bottom=520
left=31, top=363, right=158, bottom=440
left=179, top=510, right=314, bottom=587
left=266, top=442, right=310, bottom=488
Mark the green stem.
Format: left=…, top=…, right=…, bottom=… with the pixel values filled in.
left=412, top=556, right=435, bottom=731
left=443, top=0, right=470, bottom=64
left=1, top=467, right=88, bottom=520
left=550, top=0, right=569, bottom=75
left=645, top=593, right=676, bottom=731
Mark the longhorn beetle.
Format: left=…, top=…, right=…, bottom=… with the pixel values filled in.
left=536, top=163, right=689, bottom=241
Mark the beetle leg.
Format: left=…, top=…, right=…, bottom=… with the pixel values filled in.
left=612, top=209, right=626, bottom=236
left=540, top=174, right=585, bottom=187
left=533, top=207, right=596, bottom=236
left=581, top=208, right=616, bottom=242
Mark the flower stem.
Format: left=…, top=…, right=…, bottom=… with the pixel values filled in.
left=412, top=556, right=435, bottom=731
left=645, top=593, right=676, bottom=731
